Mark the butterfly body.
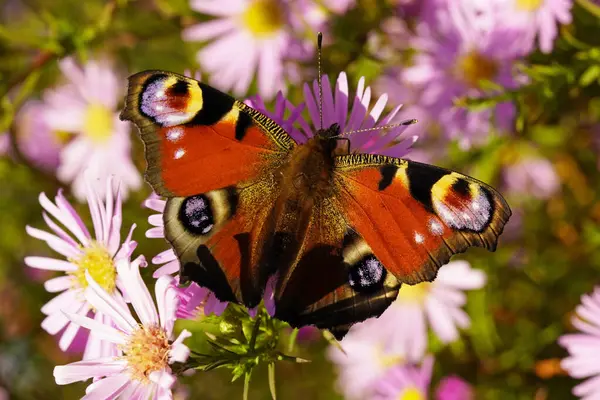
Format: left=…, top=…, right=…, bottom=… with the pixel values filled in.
left=121, top=70, right=511, bottom=339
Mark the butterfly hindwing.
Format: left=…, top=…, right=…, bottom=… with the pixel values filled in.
left=119, top=70, right=295, bottom=197
left=334, top=154, right=511, bottom=285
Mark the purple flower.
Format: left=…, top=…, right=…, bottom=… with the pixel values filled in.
left=182, top=0, right=311, bottom=100
left=25, top=176, right=137, bottom=359
left=403, top=2, right=526, bottom=147
left=435, top=375, right=474, bottom=400
left=559, top=287, right=600, bottom=399
left=298, top=72, right=417, bottom=157
left=53, top=259, right=191, bottom=399
left=372, top=356, right=434, bottom=400
left=42, top=58, right=141, bottom=201
left=503, top=156, right=561, bottom=199
left=14, top=100, right=63, bottom=171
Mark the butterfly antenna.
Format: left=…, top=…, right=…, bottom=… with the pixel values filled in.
left=339, top=119, right=418, bottom=137
left=317, top=32, right=324, bottom=130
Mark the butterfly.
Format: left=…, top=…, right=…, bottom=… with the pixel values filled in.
left=120, top=66, right=510, bottom=340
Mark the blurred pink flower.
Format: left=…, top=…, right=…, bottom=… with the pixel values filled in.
left=182, top=0, right=311, bottom=99
left=0, top=133, right=8, bottom=155
left=372, top=356, right=434, bottom=400
left=503, top=157, right=560, bottom=199
left=403, top=2, right=526, bottom=147
left=25, top=177, right=136, bottom=359
left=328, top=316, right=416, bottom=399
left=435, top=375, right=474, bottom=400
left=15, top=100, right=63, bottom=171
left=53, top=259, right=191, bottom=399
left=376, top=261, right=486, bottom=362
left=501, top=0, right=572, bottom=53
left=299, top=72, right=418, bottom=157
left=42, top=57, right=141, bottom=201
left=559, top=286, right=600, bottom=399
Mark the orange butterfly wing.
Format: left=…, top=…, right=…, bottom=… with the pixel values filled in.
left=121, top=71, right=295, bottom=305
left=119, top=70, right=295, bottom=197
left=335, top=154, right=511, bottom=284
left=273, top=153, right=510, bottom=338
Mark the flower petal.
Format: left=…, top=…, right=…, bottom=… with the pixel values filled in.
left=54, top=358, right=127, bottom=385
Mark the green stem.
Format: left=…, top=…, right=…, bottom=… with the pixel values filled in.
left=287, top=328, right=299, bottom=353
left=248, top=315, right=262, bottom=352
left=243, top=371, right=252, bottom=400
left=577, top=0, right=600, bottom=19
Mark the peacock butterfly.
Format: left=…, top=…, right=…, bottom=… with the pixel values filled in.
left=120, top=37, right=511, bottom=340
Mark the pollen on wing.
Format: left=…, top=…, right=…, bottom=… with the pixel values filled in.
left=120, top=325, right=171, bottom=384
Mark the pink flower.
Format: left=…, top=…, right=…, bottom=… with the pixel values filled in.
left=503, top=157, right=561, bottom=199
left=14, top=101, right=63, bottom=171
left=53, top=258, right=191, bottom=399
left=374, top=261, right=486, bottom=362
left=176, top=282, right=229, bottom=319
left=182, top=0, right=310, bottom=100
left=298, top=72, right=418, bottom=157
left=372, top=356, right=434, bottom=400
left=42, top=57, right=141, bottom=201
left=403, top=1, right=526, bottom=147
left=0, top=133, right=8, bottom=156
left=435, top=375, right=474, bottom=400
left=25, top=177, right=135, bottom=359
left=500, top=0, right=572, bottom=53
left=559, top=286, right=600, bottom=399
left=328, top=317, right=415, bottom=399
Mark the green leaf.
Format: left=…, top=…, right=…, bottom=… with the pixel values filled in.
left=579, top=64, right=600, bottom=86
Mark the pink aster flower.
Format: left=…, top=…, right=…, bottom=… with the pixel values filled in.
left=0, top=133, right=9, bottom=156
left=559, top=286, right=600, bottom=399
left=403, top=2, right=526, bottom=147
left=53, top=258, right=191, bottom=399
left=25, top=177, right=135, bottom=359
left=500, top=0, right=572, bottom=53
left=435, top=375, right=474, bottom=400
left=42, top=57, right=141, bottom=201
left=182, top=0, right=311, bottom=100
left=372, top=356, right=434, bottom=400
left=503, top=156, right=560, bottom=200
left=299, top=72, right=418, bottom=157
left=375, top=260, right=486, bottom=362
left=14, top=100, right=63, bottom=171
left=328, top=316, right=414, bottom=400
left=176, top=282, right=229, bottom=319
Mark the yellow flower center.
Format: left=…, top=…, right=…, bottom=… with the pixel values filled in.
left=377, top=345, right=404, bottom=368
left=84, top=104, right=114, bottom=143
left=516, top=0, right=544, bottom=11
left=122, top=325, right=170, bottom=383
left=242, top=0, right=284, bottom=37
left=399, top=387, right=425, bottom=400
left=457, top=51, right=498, bottom=89
left=396, top=282, right=431, bottom=303
left=68, top=242, right=116, bottom=292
